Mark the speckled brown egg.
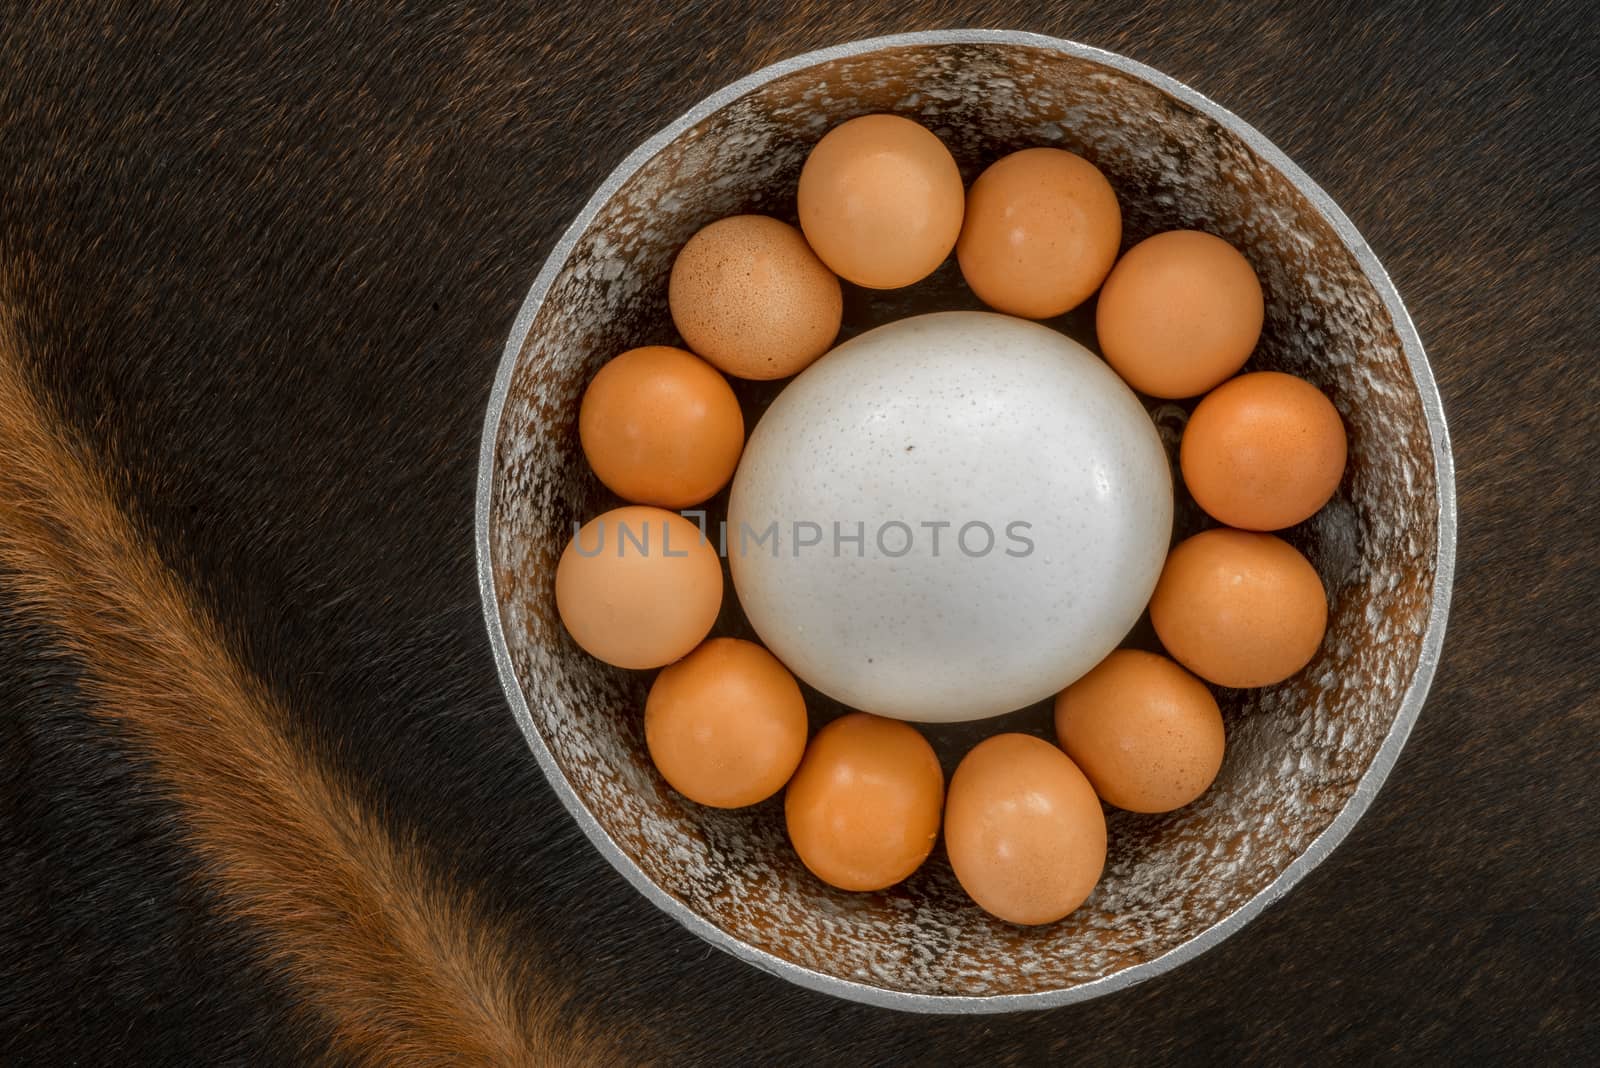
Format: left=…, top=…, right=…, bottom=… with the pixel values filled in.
left=645, top=638, right=808, bottom=809
left=1149, top=528, right=1328, bottom=688
left=944, top=733, right=1107, bottom=925
left=1180, top=370, right=1348, bottom=530
left=797, top=114, right=965, bottom=289
left=554, top=506, right=722, bottom=670
left=1054, top=649, right=1225, bottom=813
left=668, top=214, right=842, bottom=380
left=956, top=147, right=1122, bottom=319
left=579, top=345, right=745, bottom=508
left=1096, top=230, right=1264, bottom=398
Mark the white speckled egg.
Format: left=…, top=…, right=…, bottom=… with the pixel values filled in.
left=727, top=311, right=1173, bottom=723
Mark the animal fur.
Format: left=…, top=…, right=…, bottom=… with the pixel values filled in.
left=0, top=1, right=1594, bottom=1065
left=0, top=297, right=610, bottom=1067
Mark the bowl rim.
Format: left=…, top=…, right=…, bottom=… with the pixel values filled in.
left=474, top=27, right=1458, bottom=1014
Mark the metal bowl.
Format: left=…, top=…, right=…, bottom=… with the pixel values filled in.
left=476, top=29, right=1456, bottom=1012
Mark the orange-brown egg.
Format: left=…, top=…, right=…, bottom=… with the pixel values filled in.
left=1096, top=230, right=1265, bottom=398
left=554, top=506, right=722, bottom=670
left=784, top=713, right=943, bottom=892
left=797, top=114, right=964, bottom=289
left=1149, top=528, right=1327, bottom=688
left=944, top=733, right=1106, bottom=925
left=1180, top=371, right=1348, bottom=530
left=1053, top=649, right=1225, bottom=813
left=645, top=638, right=807, bottom=808
left=956, top=147, right=1122, bottom=319
left=668, top=215, right=842, bottom=380
left=578, top=345, right=745, bottom=508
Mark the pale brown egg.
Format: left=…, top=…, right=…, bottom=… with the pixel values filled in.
left=797, top=114, right=964, bottom=289
left=1180, top=371, right=1348, bottom=530
left=1096, top=230, right=1265, bottom=398
left=956, top=147, right=1122, bottom=319
left=668, top=214, right=842, bottom=380
left=1149, top=528, right=1328, bottom=688
left=579, top=345, right=745, bottom=508
left=645, top=638, right=808, bottom=809
left=554, top=506, right=722, bottom=670
left=784, top=713, right=943, bottom=892
left=1053, top=649, right=1225, bottom=813
left=944, top=733, right=1106, bottom=925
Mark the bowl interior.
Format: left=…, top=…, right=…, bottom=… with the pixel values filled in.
left=485, top=38, right=1441, bottom=1002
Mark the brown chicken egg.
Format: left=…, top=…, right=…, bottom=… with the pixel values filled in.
left=956, top=147, right=1122, bottom=319
left=579, top=345, right=745, bottom=508
left=797, top=114, right=965, bottom=289
left=1180, top=371, right=1348, bottom=530
left=1054, top=649, right=1226, bottom=813
left=645, top=638, right=808, bottom=809
left=669, top=214, right=842, bottom=380
left=784, top=713, right=943, bottom=892
left=944, top=733, right=1107, bottom=925
left=1149, top=528, right=1328, bottom=688
left=554, top=506, right=722, bottom=670
left=1096, top=230, right=1265, bottom=398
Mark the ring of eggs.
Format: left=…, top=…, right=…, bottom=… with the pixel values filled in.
left=552, top=115, right=1348, bottom=925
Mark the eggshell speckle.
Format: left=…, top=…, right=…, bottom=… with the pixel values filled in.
left=669, top=214, right=842, bottom=380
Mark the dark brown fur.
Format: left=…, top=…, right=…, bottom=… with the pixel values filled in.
left=0, top=1, right=1594, bottom=1065
left=0, top=299, right=609, bottom=1067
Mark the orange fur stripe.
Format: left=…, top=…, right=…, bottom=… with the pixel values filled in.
left=0, top=308, right=607, bottom=1067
